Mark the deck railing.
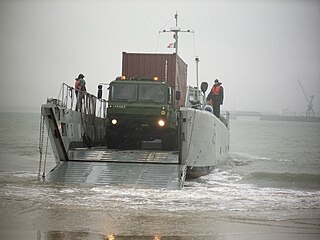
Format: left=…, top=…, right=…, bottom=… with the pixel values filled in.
left=57, top=83, right=107, bottom=118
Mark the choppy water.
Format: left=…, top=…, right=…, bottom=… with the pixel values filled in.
left=0, top=112, right=319, bottom=239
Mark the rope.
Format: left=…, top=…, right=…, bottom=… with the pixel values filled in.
left=192, top=33, right=197, bottom=60
left=158, top=16, right=174, bottom=32
left=42, top=132, right=49, bottom=180
left=156, top=33, right=160, bottom=52
left=185, top=108, right=197, bottom=164
left=155, top=16, right=171, bottom=52
left=179, top=15, right=194, bottom=31
left=38, top=114, right=45, bottom=180
left=178, top=108, right=197, bottom=188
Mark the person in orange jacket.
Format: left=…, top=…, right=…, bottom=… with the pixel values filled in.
left=74, top=77, right=79, bottom=95
left=206, top=79, right=224, bottom=118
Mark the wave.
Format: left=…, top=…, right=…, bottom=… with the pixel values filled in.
left=0, top=171, right=38, bottom=183
left=230, top=152, right=272, bottom=161
left=242, top=172, right=320, bottom=190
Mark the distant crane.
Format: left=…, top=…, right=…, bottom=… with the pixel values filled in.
left=297, top=79, right=315, bottom=117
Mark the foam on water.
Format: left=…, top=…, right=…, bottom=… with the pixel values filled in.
left=1, top=168, right=319, bottom=221
left=231, top=152, right=273, bottom=161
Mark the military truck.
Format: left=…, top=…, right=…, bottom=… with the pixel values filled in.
left=106, top=52, right=188, bottom=150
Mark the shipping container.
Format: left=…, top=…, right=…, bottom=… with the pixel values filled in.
left=122, top=52, right=188, bottom=106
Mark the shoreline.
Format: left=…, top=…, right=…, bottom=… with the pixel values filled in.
left=1, top=200, right=319, bottom=240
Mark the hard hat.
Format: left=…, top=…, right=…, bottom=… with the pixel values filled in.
left=204, top=105, right=213, bottom=113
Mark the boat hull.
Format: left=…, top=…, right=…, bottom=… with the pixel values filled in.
left=180, top=108, right=230, bottom=178
left=186, top=166, right=215, bottom=179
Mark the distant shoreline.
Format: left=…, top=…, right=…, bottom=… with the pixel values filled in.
left=0, top=107, right=40, bottom=114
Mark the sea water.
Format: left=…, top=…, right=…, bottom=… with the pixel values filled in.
left=0, top=112, right=319, bottom=239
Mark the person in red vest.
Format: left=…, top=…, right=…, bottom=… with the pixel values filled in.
left=75, top=77, right=79, bottom=95
left=206, top=79, right=224, bottom=118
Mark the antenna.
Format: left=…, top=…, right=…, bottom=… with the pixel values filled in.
left=159, top=12, right=194, bottom=55
left=195, top=56, right=200, bottom=101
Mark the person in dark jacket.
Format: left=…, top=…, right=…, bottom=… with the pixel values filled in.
left=206, top=79, right=224, bottom=118
left=77, top=74, right=86, bottom=92
left=76, top=74, right=86, bottom=111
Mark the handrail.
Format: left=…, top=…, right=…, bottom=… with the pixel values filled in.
left=57, top=83, right=107, bottom=118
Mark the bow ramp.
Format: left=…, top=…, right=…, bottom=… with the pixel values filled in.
left=47, top=148, right=186, bottom=190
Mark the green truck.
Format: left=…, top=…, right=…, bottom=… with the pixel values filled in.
left=106, top=52, right=188, bottom=150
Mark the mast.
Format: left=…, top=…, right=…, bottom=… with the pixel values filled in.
left=159, top=13, right=197, bottom=104
left=195, top=56, right=200, bottom=101
left=159, top=12, right=194, bottom=55
left=195, top=56, right=200, bottom=89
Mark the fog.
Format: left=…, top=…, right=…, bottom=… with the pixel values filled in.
left=0, top=0, right=319, bottom=114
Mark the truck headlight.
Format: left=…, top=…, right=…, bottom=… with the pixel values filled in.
left=111, top=119, right=118, bottom=125
left=158, top=119, right=165, bottom=127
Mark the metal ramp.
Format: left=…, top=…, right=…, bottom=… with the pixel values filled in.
left=47, top=148, right=186, bottom=189
left=67, top=148, right=179, bottom=164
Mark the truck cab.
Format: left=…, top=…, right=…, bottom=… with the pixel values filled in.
left=106, top=76, right=179, bottom=150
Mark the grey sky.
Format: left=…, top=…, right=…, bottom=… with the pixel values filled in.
left=0, top=0, right=319, bottom=114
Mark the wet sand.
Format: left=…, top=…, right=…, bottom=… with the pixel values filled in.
left=1, top=199, right=319, bottom=240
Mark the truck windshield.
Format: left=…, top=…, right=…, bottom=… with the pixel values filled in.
left=139, top=84, right=166, bottom=103
left=111, top=84, right=138, bottom=101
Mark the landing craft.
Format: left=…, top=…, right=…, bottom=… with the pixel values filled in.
left=38, top=14, right=230, bottom=189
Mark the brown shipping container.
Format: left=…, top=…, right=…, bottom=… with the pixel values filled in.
left=122, top=52, right=188, bottom=106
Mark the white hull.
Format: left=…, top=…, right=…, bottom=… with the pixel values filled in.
left=180, top=107, right=230, bottom=178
